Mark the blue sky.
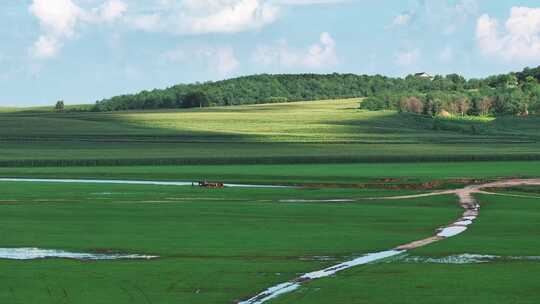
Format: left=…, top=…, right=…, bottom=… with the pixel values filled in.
left=2, top=0, right=540, bottom=106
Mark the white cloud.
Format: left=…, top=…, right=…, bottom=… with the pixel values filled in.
left=98, top=0, right=128, bottom=22
left=252, top=32, right=338, bottom=69
left=130, top=14, right=162, bottom=32
left=129, top=0, right=279, bottom=35
left=29, top=0, right=82, bottom=38
left=32, top=35, right=62, bottom=58
left=390, top=0, right=478, bottom=34
left=124, top=0, right=348, bottom=35
left=183, top=0, right=279, bottom=34
left=395, top=49, right=420, bottom=67
left=29, top=0, right=127, bottom=59
left=27, top=0, right=347, bottom=58
left=476, top=7, right=540, bottom=61
left=476, top=14, right=500, bottom=56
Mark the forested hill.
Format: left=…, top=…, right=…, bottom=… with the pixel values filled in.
left=92, top=66, right=540, bottom=114
left=94, top=74, right=397, bottom=111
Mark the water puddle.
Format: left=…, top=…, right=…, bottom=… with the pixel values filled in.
left=400, top=254, right=497, bottom=264
left=239, top=250, right=403, bottom=304
left=239, top=282, right=301, bottom=304
left=300, top=250, right=403, bottom=280
left=437, top=226, right=468, bottom=238
left=0, top=248, right=158, bottom=261
left=0, top=178, right=288, bottom=189
left=397, top=254, right=540, bottom=264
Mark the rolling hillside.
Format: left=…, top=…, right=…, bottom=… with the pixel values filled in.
left=0, top=99, right=538, bottom=166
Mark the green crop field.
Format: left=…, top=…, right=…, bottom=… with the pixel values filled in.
left=0, top=161, right=539, bottom=186
left=0, top=181, right=458, bottom=304
left=1, top=99, right=539, bottom=166
left=1, top=171, right=540, bottom=304
left=5, top=3, right=540, bottom=302
left=1, top=99, right=539, bottom=304
left=273, top=194, right=540, bottom=304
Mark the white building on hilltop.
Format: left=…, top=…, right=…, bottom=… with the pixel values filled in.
left=414, top=72, right=433, bottom=79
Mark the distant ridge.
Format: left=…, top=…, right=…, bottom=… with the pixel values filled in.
left=91, top=66, right=540, bottom=113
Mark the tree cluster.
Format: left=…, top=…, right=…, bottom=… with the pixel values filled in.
left=91, top=67, right=540, bottom=116
left=361, top=76, right=539, bottom=117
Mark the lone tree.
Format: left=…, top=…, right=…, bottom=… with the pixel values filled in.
left=55, top=100, right=65, bottom=112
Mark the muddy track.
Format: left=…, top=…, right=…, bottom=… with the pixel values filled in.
left=239, top=179, right=540, bottom=304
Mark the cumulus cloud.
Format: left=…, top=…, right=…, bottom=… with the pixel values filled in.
left=32, top=35, right=63, bottom=59
left=389, top=0, right=478, bottom=33
left=476, top=7, right=540, bottom=61
left=97, top=0, right=128, bottom=22
left=129, top=14, right=162, bottom=32
left=127, top=0, right=279, bottom=35
left=124, top=0, right=348, bottom=35
left=252, top=32, right=338, bottom=69
left=29, top=0, right=82, bottom=38
left=182, top=0, right=279, bottom=34
left=28, top=0, right=347, bottom=58
left=28, top=0, right=349, bottom=55
left=29, top=0, right=81, bottom=58
left=29, top=0, right=127, bottom=58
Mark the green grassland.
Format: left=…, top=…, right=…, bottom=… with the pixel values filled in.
left=1, top=98, right=539, bottom=304
left=486, top=185, right=540, bottom=197
left=272, top=262, right=540, bottom=304
left=0, top=161, right=539, bottom=186
left=414, top=194, right=540, bottom=257
left=0, top=104, right=94, bottom=113
left=0, top=99, right=539, bottom=166
left=0, top=182, right=459, bottom=304
left=271, top=195, right=540, bottom=304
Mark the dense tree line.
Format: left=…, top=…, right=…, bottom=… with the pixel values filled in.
left=93, top=74, right=398, bottom=111
left=361, top=74, right=540, bottom=116
left=92, top=67, right=540, bottom=116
